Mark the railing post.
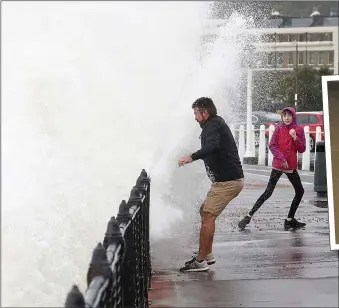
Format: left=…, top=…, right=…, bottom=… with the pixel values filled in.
left=117, top=200, right=133, bottom=308
left=117, top=200, right=132, bottom=224
left=104, top=217, right=124, bottom=308
left=84, top=243, right=112, bottom=307
left=268, top=125, right=275, bottom=166
left=64, top=169, right=151, bottom=308
left=137, top=169, right=152, bottom=294
left=103, top=216, right=124, bottom=250
left=135, top=170, right=152, bottom=291
left=258, top=125, right=266, bottom=166
left=87, top=243, right=111, bottom=287
left=65, top=285, right=85, bottom=308
left=315, top=126, right=322, bottom=145
left=128, top=186, right=145, bottom=308
left=302, top=126, right=311, bottom=171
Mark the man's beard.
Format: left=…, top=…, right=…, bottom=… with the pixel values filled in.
left=197, top=119, right=205, bottom=128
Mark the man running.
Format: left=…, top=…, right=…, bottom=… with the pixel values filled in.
left=178, top=97, right=244, bottom=272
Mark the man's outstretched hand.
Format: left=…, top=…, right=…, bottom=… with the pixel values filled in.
left=178, top=156, right=193, bottom=167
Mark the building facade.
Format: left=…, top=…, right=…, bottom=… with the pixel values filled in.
left=253, top=15, right=338, bottom=74
left=203, top=14, right=339, bottom=74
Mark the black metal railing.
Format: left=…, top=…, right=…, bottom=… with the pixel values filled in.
left=64, top=169, right=151, bottom=308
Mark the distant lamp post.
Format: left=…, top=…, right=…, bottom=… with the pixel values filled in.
left=243, top=44, right=256, bottom=163
left=243, top=68, right=255, bottom=161
left=294, top=38, right=299, bottom=112
left=294, top=93, right=298, bottom=111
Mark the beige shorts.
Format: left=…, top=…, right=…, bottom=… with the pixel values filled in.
left=200, top=178, right=244, bottom=217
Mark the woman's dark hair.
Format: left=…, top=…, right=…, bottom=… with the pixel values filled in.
left=192, top=97, right=217, bottom=117
left=282, top=109, right=293, bottom=116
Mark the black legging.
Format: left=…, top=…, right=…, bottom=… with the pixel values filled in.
left=249, top=169, right=305, bottom=218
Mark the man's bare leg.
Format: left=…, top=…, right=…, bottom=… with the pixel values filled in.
left=197, top=212, right=216, bottom=261
left=199, top=204, right=214, bottom=255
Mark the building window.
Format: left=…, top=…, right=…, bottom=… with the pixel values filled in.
left=267, top=53, right=275, bottom=66
left=307, top=33, right=333, bottom=42
left=272, top=33, right=278, bottom=43
left=288, top=52, right=294, bottom=65
left=309, top=33, right=321, bottom=42
left=277, top=52, right=284, bottom=66
left=318, top=52, right=325, bottom=65
left=322, top=32, right=333, bottom=41
left=278, top=34, right=289, bottom=42
left=289, top=34, right=297, bottom=42
left=309, top=52, right=317, bottom=65
left=298, top=51, right=305, bottom=65
left=262, top=34, right=268, bottom=43
left=263, top=33, right=276, bottom=43
left=299, top=33, right=307, bottom=42
left=329, top=51, right=334, bottom=65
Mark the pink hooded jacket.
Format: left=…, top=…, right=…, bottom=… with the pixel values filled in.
left=269, top=107, right=306, bottom=171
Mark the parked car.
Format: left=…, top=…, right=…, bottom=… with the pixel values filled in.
left=229, top=111, right=281, bottom=147
left=296, top=111, right=324, bottom=152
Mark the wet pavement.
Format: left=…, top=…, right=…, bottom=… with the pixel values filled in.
left=149, top=165, right=338, bottom=307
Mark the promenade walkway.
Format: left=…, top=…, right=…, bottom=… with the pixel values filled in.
left=148, top=166, right=338, bottom=307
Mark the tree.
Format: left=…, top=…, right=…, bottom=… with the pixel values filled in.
left=270, top=65, right=333, bottom=111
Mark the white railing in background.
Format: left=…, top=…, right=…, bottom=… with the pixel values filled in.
left=302, top=126, right=311, bottom=170
left=258, top=125, right=266, bottom=166
left=315, top=126, right=322, bottom=144
left=268, top=125, right=274, bottom=167
left=229, top=124, right=325, bottom=171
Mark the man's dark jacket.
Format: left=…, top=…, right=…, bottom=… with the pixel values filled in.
left=191, top=115, right=244, bottom=182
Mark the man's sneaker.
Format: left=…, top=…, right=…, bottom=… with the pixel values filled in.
left=284, top=218, right=306, bottom=230
left=238, top=215, right=251, bottom=230
left=190, top=251, right=216, bottom=265
left=180, top=257, right=209, bottom=272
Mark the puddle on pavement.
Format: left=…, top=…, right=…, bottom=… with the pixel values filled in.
left=304, top=200, right=328, bottom=208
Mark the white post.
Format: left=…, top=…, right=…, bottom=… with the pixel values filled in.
left=258, top=124, right=266, bottom=166
left=315, top=126, right=322, bottom=166
left=230, top=124, right=235, bottom=139
left=302, top=126, right=310, bottom=171
left=315, top=126, right=322, bottom=145
left=268, top=124, right=275, bottom=166
left=238, top=125, right=245, bottom=163
left=244, top=69, right=255, bottom=158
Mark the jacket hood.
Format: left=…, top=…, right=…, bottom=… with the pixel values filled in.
left=281, top=107, right=296, bottom=126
